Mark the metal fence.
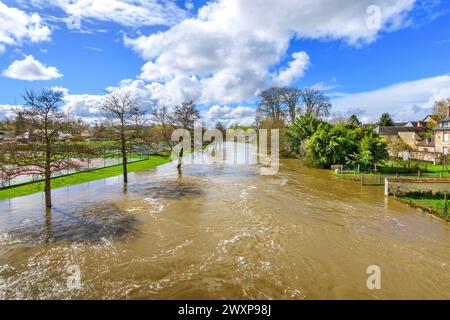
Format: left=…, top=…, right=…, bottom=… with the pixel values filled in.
left=0, top=147, right=151, bottom=189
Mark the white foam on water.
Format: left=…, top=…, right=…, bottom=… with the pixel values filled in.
left=144, top=197, right=166, bottom=214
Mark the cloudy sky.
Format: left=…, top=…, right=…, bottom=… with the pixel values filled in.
left=0, top=0, right=449, bottom=126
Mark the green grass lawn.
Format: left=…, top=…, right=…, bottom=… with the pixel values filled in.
left=399, top=197, right=450, bottom=221
left=402, top=198, right=447, bottom=207
left=0, top=156, right=171, bottom=200
left=381, top=160, right=450, bottom=173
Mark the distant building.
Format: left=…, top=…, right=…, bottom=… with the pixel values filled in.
left=433, top=107, right=450, bottom=155
left=375, top=120, right=438, bottom=163
left=422, top=114, right=440, bottom=127
left=375, top=126, right=428, bottom=149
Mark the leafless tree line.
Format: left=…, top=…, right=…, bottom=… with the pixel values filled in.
left=256, top=87, right=332, bottom=126
left=0, top=88, right=203, bottom=208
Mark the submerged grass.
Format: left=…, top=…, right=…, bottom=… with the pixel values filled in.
left=397, top=197, right=450, bottom=222
left=0, top=156, right=171, bottom=200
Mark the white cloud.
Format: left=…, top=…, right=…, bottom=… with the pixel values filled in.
left=27, top=0, right=187, bottom=28
left=125, top=0, right=418, bottom=105
left=61, top=80, right=159, bottom=120
left=44, top=75, right=450, bottom=127
left=202, top=105, right=256, bottom=128
left=0, top=1, right=51, bottom=50
left=62, top=93, right=104, bottom=120
left=2, top=55, right=63, bottom=81
left=0, top=104, right=22, bottom=119
left=311, top=79, right=340, bottom=91
left=331, top=75, right=450, bottom=123
left=56, top=81, right=257, bottom=127
left=273, top=51, right=310, bottom=86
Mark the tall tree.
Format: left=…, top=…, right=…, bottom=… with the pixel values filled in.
left=300, top=88, right=332, bottom=118
left=172, top=101, right=201, bottom=130
left=23, top=89, right=68, bottom=208
left=0, top=89, right=92, bottom=208
left=257, top=87, right=285, bottom=122
left=378, top=113, right=394, bottom=126
left=280, top=87, right=302, bottom=124
left=151, top=106, right=176, bottom=151
left=306, top=123, right=357, bottom=168
left=287, top=113, right=323, bottom=156
left=100, top=90, right=142, bottom=184
left=357, top=131, right=389, bottom=166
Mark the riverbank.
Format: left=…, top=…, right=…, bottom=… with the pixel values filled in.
left=0, top=155, right=171, bottom=200
left=332, top=161, right=450, bottom=222
left=395, top=197, right=450, bottom=222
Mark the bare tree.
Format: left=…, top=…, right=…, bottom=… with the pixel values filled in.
left=150, top=106, right=176, bottom=151
left=280, top=87, right=302, bottom=124
left=257, top=87, right=286, bottom=122
left=172, top=101, right=201, bottom=130
left=100, top=90, right=143, bottom=184
left=300, top=88, right=332, bottom=118
left=0, top=89, right=92, bottom=208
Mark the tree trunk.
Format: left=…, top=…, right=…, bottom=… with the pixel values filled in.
left=45, top=155, right=52, bottom=209
left=121, top=130, right=128, bottom=184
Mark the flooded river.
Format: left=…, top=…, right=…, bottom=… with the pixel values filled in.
left=0, top=145, right=449, bottom=299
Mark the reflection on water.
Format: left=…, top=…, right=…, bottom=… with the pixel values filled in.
left=0, top=145, right=450, bottom=299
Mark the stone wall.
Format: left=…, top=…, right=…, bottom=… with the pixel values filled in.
left=385, top=178, right=450, bottom=196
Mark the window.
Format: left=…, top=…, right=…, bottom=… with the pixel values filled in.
left=444, top=147, right=449, bottom=155
left=444, top=133, right=449, bottom=143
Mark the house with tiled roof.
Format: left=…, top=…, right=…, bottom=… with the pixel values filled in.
left=375, top=116, right=440, bottom=163
left=375, top=125, right=428, bottom=149
left=422, top=114, right=440, bottom=125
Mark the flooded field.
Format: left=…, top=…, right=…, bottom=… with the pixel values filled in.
left=0, top=146, right=449, bottom=299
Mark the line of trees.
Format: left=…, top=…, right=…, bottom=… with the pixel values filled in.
left=0, top=89, right=97, bottom=208
left=256, top=86, right=332, bottom=126
left=253, top=86, right=391, bottom=169
left=0, top=88, right=203, bottom=208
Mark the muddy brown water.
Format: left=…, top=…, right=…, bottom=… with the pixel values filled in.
left=0, top=147, right=449, bottom=299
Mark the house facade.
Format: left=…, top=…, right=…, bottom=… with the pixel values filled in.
left=375, top=116, right=442, bottom=163
left=433, top=108, right=450, bottom=155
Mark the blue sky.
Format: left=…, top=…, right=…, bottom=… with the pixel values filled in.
left=0, top=0, right=450, bottom=125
